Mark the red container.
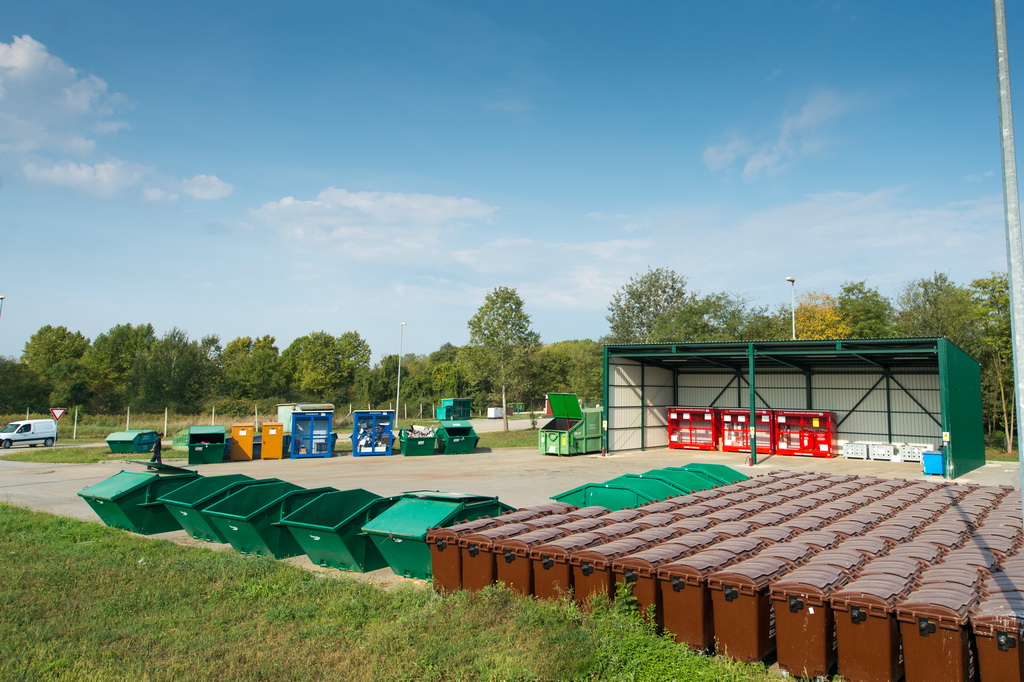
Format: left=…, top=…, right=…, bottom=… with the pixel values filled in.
left=972, top=595, right=1024, bottom=682
left=896, top=584, right=979, bottom=682
left=426, top=516, right=505, bottom=594
left=771, top=565, right=851, bottom=679
left=492, top=527, right=569, bottom=596
left=666, top=407, right=718, bottom=450
left=772, top=409, right=836, bottom=457
left=831, top=577, right=912, bottom=682
left=720, top=408, right=774, bottom=455
left=708, top=557, right=794, bottom=663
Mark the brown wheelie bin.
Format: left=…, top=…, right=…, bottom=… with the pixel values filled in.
left=571, top=537, right=654, bottom=605
left=427, top=516, right=506, bottom=594
left=859, top=556, right=924, bottom=584
left=885, top=541, right=944, bottom=567
left=656, top=545, right=761, bottom=652
left=896, top=584, right=979, bottom=682
left=754, top=541, right=817, bottom=567
left=831, top=576, right=912, bottom=682
left=492, top=526, right=569, bottom=595
left=833, top=534, right=893, bottom=558
left=805, top=548, right=866, bottom=576
left=747, top=525, right=800, bottom=545
left=972, top=594, right=1024, bottom=682
left=611, top=541, right=701, bottom=624
left=530, top=531, right=627, bottom=600
left=666, top=516, right=715, bottom=533
left=459, top=522, right=535, bottom=592
left=771, top=564, right=851, bottom=679
left=707, top=557, right=796, bottom=663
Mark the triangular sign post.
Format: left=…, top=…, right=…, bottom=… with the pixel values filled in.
left=49, top=408, right=67, bottom=421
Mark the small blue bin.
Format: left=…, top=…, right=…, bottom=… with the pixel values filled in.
left=922, top=450, right=944, bottom=476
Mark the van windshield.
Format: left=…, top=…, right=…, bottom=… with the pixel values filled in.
left=0, top=424, right=17, bottom=433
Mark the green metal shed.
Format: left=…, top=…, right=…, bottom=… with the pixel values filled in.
left=603, top=338, right=985, bottom=479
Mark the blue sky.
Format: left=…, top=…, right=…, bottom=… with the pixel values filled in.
left=1, top=1, right=1019, bottom=362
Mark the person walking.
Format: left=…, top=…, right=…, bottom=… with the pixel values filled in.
left=148, top=433, right=163, bottom=469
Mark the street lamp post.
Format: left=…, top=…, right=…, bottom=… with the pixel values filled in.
left=395, top=322, right=407, bottom=419
left=785, top=277, right=796, bottom=340
left=0, top=295, right=5, bottom=321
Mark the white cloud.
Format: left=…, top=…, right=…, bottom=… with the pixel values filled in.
left=0, top=35, right=130, bottom=155
left=23, top=159, right=146, bottom=196
left=181, top=174, right=234, bottom=200
left=253, top=187, right=499, bottom=256
left=703, top=90, right=849, bottom=180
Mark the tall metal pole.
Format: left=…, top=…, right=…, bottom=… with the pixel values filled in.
left=396, top=322, right=407, bottom=421
left=786, top=277, right=796, bottom=339
left=994, top=0, right=1024, bottom=503
left=0, top=295, right=6, bottom=321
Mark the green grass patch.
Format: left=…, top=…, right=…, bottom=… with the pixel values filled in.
left=0, top=504, right=774, bottom=681
left=0, top=446, right=168, bottom=464
left=478, top=428, right=538, bottom=449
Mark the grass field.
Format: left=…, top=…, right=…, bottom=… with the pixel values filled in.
left=0, top=504, right=773, bottom=681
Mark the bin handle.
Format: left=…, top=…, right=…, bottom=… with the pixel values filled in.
left=850, top=606, right=867, bottom=625
left=468, top=545, right=479, bottom=558
left=541, top=557, right=554, bottom=570
left=917, top=617, right=936, bottom=637
left=503, top=550, right=516, bottom=563
left=624, top=570, right=638, bottom=583
left=581, top=562, right=594, bottom=576
left=723, top=586, right=739, bottom=602
left=436, top=540, right=447, bottom=551
left=788, top=596, right=804, bottom=613
left=671, top=577, right=685, bottom=592
left=998, top=631, right=1018, bottom=652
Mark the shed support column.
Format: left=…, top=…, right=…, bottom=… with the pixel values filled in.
left=748, top=343, right=757, bottom=465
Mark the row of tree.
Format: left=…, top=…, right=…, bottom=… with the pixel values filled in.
left=0, top=271, right=1013, bottom=447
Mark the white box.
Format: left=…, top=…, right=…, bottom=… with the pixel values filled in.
left=842, top=442, right=870, bottom=459
left=868, top=443, right=902, bottom=462
left=486, top=407, right=503, bottom=419
left=898, top=443, right=932, bottom=463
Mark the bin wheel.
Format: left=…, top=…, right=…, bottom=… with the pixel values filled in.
left=1, top=440, right=10, bottom=449
left=44, top=438, right=54, bottom=447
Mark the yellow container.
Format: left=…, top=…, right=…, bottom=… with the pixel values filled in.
left=261, top=422, right=285, bottom=460
left=230, top=423, right=256, bottom=461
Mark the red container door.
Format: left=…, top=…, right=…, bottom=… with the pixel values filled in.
left=667, top=408, right=718, bottom=451
left=774, top=411, right=835, bottom=458
left=720, top=410, right=773, bottom=454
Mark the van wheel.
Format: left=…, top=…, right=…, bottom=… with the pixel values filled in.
left=1, top=440, right=10, bottom=449
left=44, top=438, right=54, bottom=447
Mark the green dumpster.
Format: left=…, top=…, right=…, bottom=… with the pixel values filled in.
left=400, top=428, right=436, bottom=456
left=435, top=421, right=479, bottom=455
left=639, top=468, right=712, bottom=494
left=361, top=491, right=512, bottom=580
left=157, top=474, right=278, bottom=543
left=435, top=398, right=472, bottom=420
left=78, top=463, right=200, bottom=535
left=188, top=425, right=227, bottom=465
left=105, top=430, right=160, bottom=454
left=670, top=463, right=749, bottom=486
left=280, top=489, right=401, bottom=572
left=603, top=474, right=689, bottom=499
left=171, top=429, right=189, bottom=451
left=538, top=393, right=602, bottom=456
left=550, top=481, right=663, bottom=511
left=203, top=482, right=337, bottom=558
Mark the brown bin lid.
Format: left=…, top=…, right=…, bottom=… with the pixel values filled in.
left=665, top=531, right=721, bottom=554
left=707, top=557, right=793, bottom=593
left=458, top=523, right=534, bottom=549
left=860, top=557, right=923, bottom=581
left=595, top=509, right=648, bottom=524
left=666, top=505, right=716, bottom=520
left=705, top=508, right=750, bottom=524
left=805, top=548, right=866, bottom=574
left=942, top=547, right=998, bottom=571
left=522, top=514, right=577, bottom=529
left=896, top=584, right=978, bottom=626
left=964, top=534, right=1018, bottom=557
left=747, top=526, right=800, bottom=545
left=666, top=517, right=715, bottom=533
left=613, top=543, right=699, bottom=578
left=874, top=517, right=924, bottom=533
left=771, top=565, right=850, bottom=601
left=630, top=526, right=684, bottom=545
left=800, top=506, right=848, bottom=523
left=974, top=524, right=1022, bottom=540
left=555, top=518, right=608, bottom=535
left=743, top=511, right=791, bottom=527
left=571, top=537, right=652, bottom=568
left=781, top=517, right=826, bottom=533
left=834, top=535, right=893, bottom=556
left=493, top=527, right=570, bottom=558
left=709, top=521, right=755, bottom=538
left=791, top=530, right=842, bottom=551
left=984, top=571, right=1024, bottom=595
left=972, top=596, right=1024, bottom=634
left=591, top=522, right=645, bottom=539
left=712, top=536, right=765, bottom=557
left=863, top=525, right=916, bottom=544
left=427, top=516, right=502, bottom=546
left=634, top=501, right=686, bottom=515
left=831, top=576, right=912, bottom=613
left=885, top=542, right=944, bottom=565
left=730, top=500, right=770, bottom=515
left=918, top=566, right=985, bottom=590
left=657, top=549, right=745, bottom=583
left=755, top=542, right=816, bottom=566
left=822, top=520, right=874, bottom=538
left=566, top=505, right=611, bottom=519
left=634, top=512, right=683, bottom=529
left=530, top=532, right=609, bottom=560
left=717, top=492, right=756, bottom=504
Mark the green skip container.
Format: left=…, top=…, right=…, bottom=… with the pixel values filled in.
left=550, top=481, right=662, bottom=512
left=105, top=430, right=160, bottom=454
left=400, top=429, right=436, bottom=456
left=435, top=421, right=479, bottom=455
left=538, top=393, right=602, bottom=456
left=281, top=489, right=401, bottom=572
left=157, top=474, right=280, bottom=543
left=203, top=482, right=336, bottom=559
left=671, top=463, right=749, bottom=486
left=361, top=491, right=512, bottom=580
left=78, top=463, right=200, bottom=535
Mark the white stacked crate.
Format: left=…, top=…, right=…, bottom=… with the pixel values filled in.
left=868, top=442, right=903, bottom=462
left=842, top=442, right=871, bottom=459
left=898, top=443, right=933, bottom=463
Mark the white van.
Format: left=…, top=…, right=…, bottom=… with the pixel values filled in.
left=0, top=419, right=58, bottom=448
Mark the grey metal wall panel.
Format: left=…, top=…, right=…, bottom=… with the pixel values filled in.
left=609, top=360, right=643, bottom=388
left=644, top=426, right=668, bottom=448
left=610, top=386, right=643, bottom=407
left=608, top=407, right=642, bottom=429
left=609, top=428, right=642, bottom=451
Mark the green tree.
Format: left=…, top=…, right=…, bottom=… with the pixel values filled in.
left=222, top=335, right=286, bottom=400
left=838, top=281, right=896, bottom=338
left=281, top=331, right=371, bottom=403
left=0, top=358, right=49, bottom=413
left=605, top=267, right=692, bottom=343
left=896, top=273, right=980, bottom=351
left=795, top=291, right=852, bottom=340
left=972, top=273, right=1014, bottom=453
left=532, top=340, right=603, bottom=405
left=21, top=325, right=92, bottom=409
left=652, top=291, right=755, bottom=342
left=81, top=323, right=156, bottom=411
left=128, top=329, right=222, bottom=412
left=466, top=287, right=541, bottom=431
